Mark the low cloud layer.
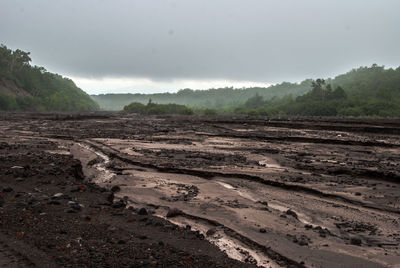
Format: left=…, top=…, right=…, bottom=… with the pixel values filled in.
left=1, top=0, right=399, bottom=93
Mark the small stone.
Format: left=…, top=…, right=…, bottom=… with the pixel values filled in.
left=106, top=192, right=114, bottom=203
left=111, top=200, right=126, bottom=209
left=3, top=187, right=13, bottom=193
left=259, top=228, right=267, bottom=233
left=11, top=166, right=24, bottom=169
left=206, top=228, right=216, bottom=236
left=166, top=208, right=183, bottom=218
left=111, top=185, right=121, bottom=193
left=138, top=207, right=148, bottom=215
left=286, top=209, right=299, bottom=220
left=76, top=185, right=86, bottom=192
left=53, top=193, right=63, bottom=198
left=27, top=196, right=38, bottom=204
left=68, top=201, right=82, bottom=211
left=304, top=224, right=313, bottom=229
left=107, top=226, right=117, bottom=232
left=298, top=240, right=308, bottom=246
left=350, top=237, right=362, bottom=246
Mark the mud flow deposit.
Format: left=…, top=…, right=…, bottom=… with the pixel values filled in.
left=1, top=113, right=400, bottom=267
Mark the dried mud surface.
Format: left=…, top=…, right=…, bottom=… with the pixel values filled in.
left=1, top=112, right=400, bottom=268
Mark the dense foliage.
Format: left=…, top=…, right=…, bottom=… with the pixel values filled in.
left=234, top=65, right=400, bottom=117
left=0, top=45, right=99, bottom=111
left=124, top=100, right=193, bottom=115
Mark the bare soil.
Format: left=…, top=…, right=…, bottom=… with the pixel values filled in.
left=1, top=112, right=400, bottom=267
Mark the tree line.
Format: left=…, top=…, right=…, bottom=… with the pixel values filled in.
left=234, top=65, right=400, bottom=117
left=0, top=44, right=99, bottom=111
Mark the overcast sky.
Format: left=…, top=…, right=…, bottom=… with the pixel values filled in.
left=1, top=0, right=399, bottom=94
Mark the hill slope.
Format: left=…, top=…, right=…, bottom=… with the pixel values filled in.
left=0, top=45, right=99, bottom=111
left=235, top=65, right=400, bottom=117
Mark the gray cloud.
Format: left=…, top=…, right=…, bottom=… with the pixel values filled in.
left=1, top=0, right=399, bottom=84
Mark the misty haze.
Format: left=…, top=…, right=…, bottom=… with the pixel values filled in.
left=0, top=1, right=400, bottom=267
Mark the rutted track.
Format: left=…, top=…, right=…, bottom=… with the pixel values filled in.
left=73, top=140, right=297, bottom=267
left=82, top=139, right=400, bottom=215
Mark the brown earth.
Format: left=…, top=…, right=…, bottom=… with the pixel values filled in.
left=1, top=112, right=400, bottom=267
left=0, top=78, right=31, bottom=97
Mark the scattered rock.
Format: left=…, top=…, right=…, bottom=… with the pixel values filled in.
left=73, top=162, right=85, bottom=180
left=138, top=207, right=148, bottom=215
left=304, top=224, right=313, bottom=230
left=206, top=228, right=216, bottom=236
left=350, top=237, right=362, bottom=246
left=3, top=187, right=13, bottom=193
left=76, top=185, right=86, bottom=192
left=68, top=201, right=82, bottom=211
left=11, top=166, right=24, bottom=169
left=166, top=208, right=183, bottom=218
left=298, top=239, right=308, bottom=246
left=257, top=201, right=269, bottom=206
left=106, top=192, right=114, bottom=203
left=87, top=157, right=103, bottom=166
left=286, top=209, right=299, bottom=220
left=111, top=200, right=126, bottom=209
left=107, top=226, right=117, bottom=232
left=83, top=215, right=91, bottom=221
left=111, top=185, right=121, bottom=193
left=53, top=193, right=64, bottom=198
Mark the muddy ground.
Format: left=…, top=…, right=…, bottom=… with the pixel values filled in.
left=0, top=112, right=399, bottom=267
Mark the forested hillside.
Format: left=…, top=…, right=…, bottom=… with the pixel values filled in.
left=235, top=65, right=400, bottom=117
left=0, top=45, right=99, bottom=111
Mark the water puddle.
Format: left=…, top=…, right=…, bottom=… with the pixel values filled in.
left=45, top=150, right=71, bottom=155
left=217, top=181, right=257, bottom=202
left=160, top=215, right=280, bottom=268
left=77, top=143, right=116, bottom=183
left=217, top=181, right=235, bottom=190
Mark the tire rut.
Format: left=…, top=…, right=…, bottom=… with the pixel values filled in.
left=83, top=139, right=400, bottom=216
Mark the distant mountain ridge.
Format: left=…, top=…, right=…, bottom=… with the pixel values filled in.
left=91, top=80, right=313, bottom=111
left=91, top=65, right=400, bottom=114
left=0, top=44, right=99, bottom=111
